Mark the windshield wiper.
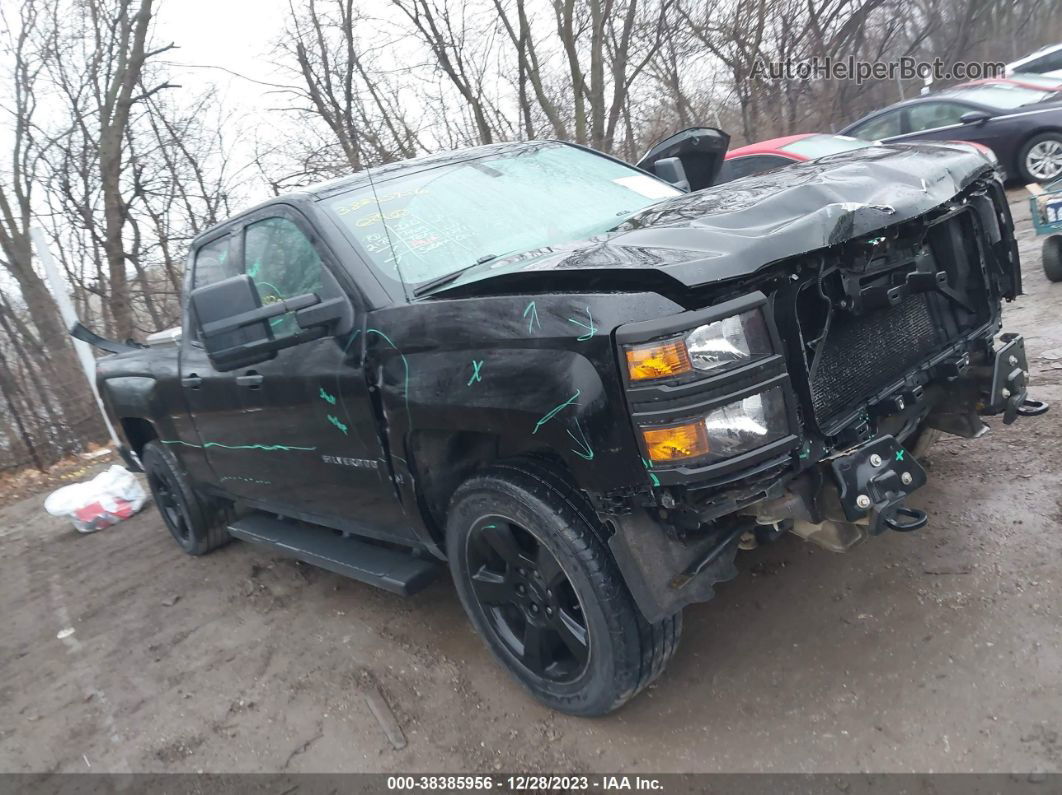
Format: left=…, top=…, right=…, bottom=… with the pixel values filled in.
left=412, top=254, right=501, bottom=297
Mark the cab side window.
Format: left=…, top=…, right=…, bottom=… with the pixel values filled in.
left=243, top=216, right=326, bottom=338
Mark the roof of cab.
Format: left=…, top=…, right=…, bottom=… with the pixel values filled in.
left=302, top=141, right=540, bottom=199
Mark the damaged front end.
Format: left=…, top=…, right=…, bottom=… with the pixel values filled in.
left=606, top=167, right=1048, bottom=623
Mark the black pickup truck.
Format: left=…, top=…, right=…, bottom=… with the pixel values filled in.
left=91, top=129, right=1046, bottom=716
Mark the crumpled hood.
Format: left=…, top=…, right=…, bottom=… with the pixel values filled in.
left=429, top=142, right=996, bottom=297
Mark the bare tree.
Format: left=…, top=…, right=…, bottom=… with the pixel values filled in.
left=280, top=0, right=424, bottom=174
left=391, top=0, right=503, bottom=144
left=0, top=0, right=103, bottom=463
left=1, top=0, right=242, bottom=472
left=44, top=0, right=176, bottom=340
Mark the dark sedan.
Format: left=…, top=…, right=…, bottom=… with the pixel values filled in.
left=840, top=83, right=1062, bottom=182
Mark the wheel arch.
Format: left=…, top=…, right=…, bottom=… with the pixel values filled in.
left=120, top=416, right=159, bottom=457
left=409, top=428, right=576, bottom=549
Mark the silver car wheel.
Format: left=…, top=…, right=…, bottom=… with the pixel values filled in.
left=1026, top=138, right=1062, bottom=181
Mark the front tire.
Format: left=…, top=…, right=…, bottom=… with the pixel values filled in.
left=1018, top=132, right=1062, bottom=183
left=141, top=441, right=230, bottom=556
left=909, top=422, right=942, bottom=458
left=446, top=460, right=682, bottom=716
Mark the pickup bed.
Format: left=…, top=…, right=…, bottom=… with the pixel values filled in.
left=94, top=132, right=1046, bottom=715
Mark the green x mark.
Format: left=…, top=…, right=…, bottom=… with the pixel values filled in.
left=467, top=359, right=484, bottom=386
left=896, top=449, right=905, bottom=461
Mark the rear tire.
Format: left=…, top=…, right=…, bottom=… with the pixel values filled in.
left=141, top=441, right=231, bottom=556
left=1044, top=235, right=1062, bottom=283
left=1018, top=132, right=1062, bottom=183
left=446, top=460, right=682, bottom=716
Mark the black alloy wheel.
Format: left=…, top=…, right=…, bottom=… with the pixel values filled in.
left=140, top=440, right=231, bottom=556
left=147, top=466, right=192, bottom=545
left=465, top=516, right=589, bottom=683
left=446, top=460, right=683, bottom=716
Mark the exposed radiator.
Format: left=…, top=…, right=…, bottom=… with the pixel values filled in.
left=810, top=293, right=942, bottom=423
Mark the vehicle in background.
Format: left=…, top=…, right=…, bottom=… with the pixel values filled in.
left=960, top=74, right=1062, bottom=93
left=840, top=84, right=1062, bottom=182
left=715, top=134, right=873, bottom=184
left=1007, top=43, right=1062, bottom=79
left=1027, top=178, right=1062, bottom=282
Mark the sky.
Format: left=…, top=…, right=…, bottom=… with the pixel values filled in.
left=148, top=0, right=429, bottom=203
left=0, top=0, right=304, bottom=295
left=154, top=0, right=290, bottom=112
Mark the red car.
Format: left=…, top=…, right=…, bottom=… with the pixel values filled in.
left=716, top=133, right=872, bottom=183
left=960, top=74, right=1062, bottom=92
left=716, top=132, right=999, bottom=184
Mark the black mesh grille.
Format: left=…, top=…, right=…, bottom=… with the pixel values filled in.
left=810, top=293, right=941, bottom=422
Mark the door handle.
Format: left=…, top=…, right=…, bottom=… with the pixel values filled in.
left=181, top=374, right=202, bottom=388
left=236, top=372, right=263, bottom=388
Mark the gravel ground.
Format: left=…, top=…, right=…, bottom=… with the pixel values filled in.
left=1, top=188, right=1060, bottom=774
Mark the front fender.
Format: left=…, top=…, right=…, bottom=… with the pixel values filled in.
left=367, top=292, right=682, bottom=496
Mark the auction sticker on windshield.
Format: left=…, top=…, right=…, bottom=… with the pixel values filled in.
left=612, top=174, right=683, bottom=199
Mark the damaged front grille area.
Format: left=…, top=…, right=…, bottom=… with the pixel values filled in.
left=788, top=203, right=995, bottom=432
left=810, top=293, right=941, bottom=421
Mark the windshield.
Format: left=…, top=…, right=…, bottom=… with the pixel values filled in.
left=322, top=142, right=681, bottom=289
left=945, top=84, right=1053, bottom=109
left=780, top=134, right=872, bottom=158
left=1008, top=73, right=1062, bottom=89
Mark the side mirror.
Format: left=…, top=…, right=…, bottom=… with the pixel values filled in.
left=636, top=127, right=730, bottom=191
left=960, top=110, right=991, bottom=126
left=650, top=157, right=690, bottom=191
left=190, top=274, right=347, bottom=371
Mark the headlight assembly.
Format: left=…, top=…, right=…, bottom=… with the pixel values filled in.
left=641, top=420, right=710, bottom=462
left=625, top=339, right=692, bottom=381
left=685, top=308, right=772, bottom=373
left=624, top=306, right=771, bottom=383
left=640, top=387, right=788, bottom=463
left=702, top=387, right=787, bottom=458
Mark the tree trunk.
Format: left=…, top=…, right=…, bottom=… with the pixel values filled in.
left=0, top=350, right=46, bottom=472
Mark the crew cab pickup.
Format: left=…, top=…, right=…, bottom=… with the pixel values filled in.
left=91, top=130, right=1046, bottom=716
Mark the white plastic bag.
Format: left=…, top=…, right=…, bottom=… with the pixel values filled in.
left=44, top=465, right=147, bottom=533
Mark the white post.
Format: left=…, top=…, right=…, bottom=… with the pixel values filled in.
left=31, top=227, right=121, bottom=448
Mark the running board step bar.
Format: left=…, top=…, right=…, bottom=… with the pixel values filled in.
left=227, top=514, right=439, bottom=595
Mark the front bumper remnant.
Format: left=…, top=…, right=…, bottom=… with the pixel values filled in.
left=831, top=435, right=927, bottom=536
left=613, top=331, right=1050, bottom=623
left=990, top=333, right=1049, bottom=424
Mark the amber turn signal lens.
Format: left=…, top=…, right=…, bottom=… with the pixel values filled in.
left=641, top=421, right=710, bottom=462
left=625, top=340, right=692, bottom=381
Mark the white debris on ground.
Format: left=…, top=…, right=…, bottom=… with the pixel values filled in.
left=43, top=464, right=147, bottom=533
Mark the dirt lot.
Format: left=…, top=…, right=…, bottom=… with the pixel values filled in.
left=1, top=189, right=1060, bottom=774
